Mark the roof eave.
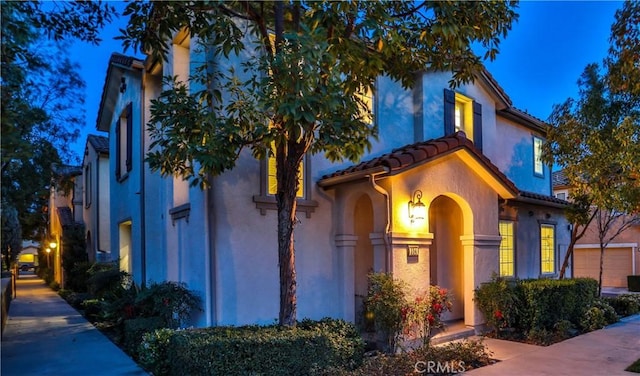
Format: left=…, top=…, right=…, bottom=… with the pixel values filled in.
left=497, top=108, right=548, bottom=135
left=512, top=194, right=569, bottom=209
left=318, top=166, right=389, bottom=189
left=95, top=54, right=145, bottom=133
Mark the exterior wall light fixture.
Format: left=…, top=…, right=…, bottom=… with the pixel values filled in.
left=408, top=190, right=426, bottom=224
left=49, top=241, right=57, bottom=249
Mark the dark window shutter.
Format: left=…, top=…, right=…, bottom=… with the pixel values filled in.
left=473, top=101, right=483, bottom=152
left=115, top=119, right=121, bottom=178
left=126, top=102, right=133, bottom=172
left=444, top=89, right=455, bottom=135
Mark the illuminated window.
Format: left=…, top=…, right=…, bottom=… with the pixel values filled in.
left=444, top=89, right=481, bottom=149
left=499, top=221, right=515, bottom=277
left=172, top=33, right=190, bottom=206
left=540, top=224, right=555, bottom=274
left=358, top=86, right=374, bottom=125
left=267, top=150, right=304, bottom=198
left=534, top=137, right=544, bottom=176
left=454, top=93, right=474, bottom=141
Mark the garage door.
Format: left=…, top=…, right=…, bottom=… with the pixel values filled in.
left=574, top=247, right=632, bottom=287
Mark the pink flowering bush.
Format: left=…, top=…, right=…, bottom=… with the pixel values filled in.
left=403, top=285, right=453, bottom=346
left=365, top=272, right=454, bottom=353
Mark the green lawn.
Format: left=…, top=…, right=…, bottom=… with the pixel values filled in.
left=626, top=358, right=640, bottom=373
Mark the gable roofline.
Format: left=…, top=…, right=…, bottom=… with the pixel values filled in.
left=319, top=132, right=518, bottom=199
left=476, top=68, right=512, bottom=110
left=86, top=134, right=110, bottom=155
left=96, top=53, right=145, bottom=133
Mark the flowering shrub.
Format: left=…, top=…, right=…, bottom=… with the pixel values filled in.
left=404, top=285, right=453, bottom=346
left=365, top=272, right=454, bottom=352
left=473, top=274, right=520, bottom=335
left=365, top=272, right=407, bottom=353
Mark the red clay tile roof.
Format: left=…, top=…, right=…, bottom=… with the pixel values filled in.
left=320, top=131, right=518, bottom=195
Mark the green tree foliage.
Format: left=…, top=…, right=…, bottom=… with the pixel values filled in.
left=544, top=1, right=640, bottom=285
left=61, top=223, right=88, bottom=292
left=120, top=0, right=518, bottom=326
left=1, top=1, right=115, bottom=240
left=1, top=204, right=22, bottom=270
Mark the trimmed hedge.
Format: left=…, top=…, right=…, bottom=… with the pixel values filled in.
left=517, top=278, right=598, bottom=332
left=475, top=277, right=605, bottom=342
left=604, top=294, right=640, bottom=317
left=123, top=316, right=165, bottom=357
left=144, top=318, right=364, bottom=376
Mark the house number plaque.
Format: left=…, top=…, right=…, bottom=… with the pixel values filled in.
left=407, top=245, right=419, bottom=257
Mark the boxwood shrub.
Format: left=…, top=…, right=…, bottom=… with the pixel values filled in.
left=516, top=278, right=598, bottom=333
left=604, top=294, right=640, bottom=317
left=475, top=277, right=602, bottom=342
left=150, top=318, right=364, bottom=376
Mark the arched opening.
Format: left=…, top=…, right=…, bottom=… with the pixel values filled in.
left=429, top=195, right=464, bottom=321
left=354, top=194, right=374, bottom=327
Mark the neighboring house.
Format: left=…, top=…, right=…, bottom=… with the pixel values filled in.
left=18, top=240, right=40, bottom=268
left=553, top=170, right=640, bottom=288
left=82, top=134, right=111, bottom=263
left=96, top=37, right=570, bottom=330
left=48, top=164, right=83, bottom=287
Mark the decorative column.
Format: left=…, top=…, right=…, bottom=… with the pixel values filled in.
left=335, top=234, right=358, bottom=322
left=460, top=234, right=502, bottom=327
left=388, top=232, right=434, bottom=292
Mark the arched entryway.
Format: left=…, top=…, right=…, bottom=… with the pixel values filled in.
left=353, top=194, right=374, bottom=326
left=429, top=195, right=464, bottom=321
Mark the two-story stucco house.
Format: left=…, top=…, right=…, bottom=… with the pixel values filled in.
left=48, top=164, right=83, bottom=287
left=82, top=135, right=111, bottom=263
left=96, top=32, right=570, bottom=331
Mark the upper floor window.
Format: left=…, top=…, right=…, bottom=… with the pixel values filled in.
left=555, top=192, right=566, bottom=200
left=540, top=224, right=555, bottom=274
left=172, top=32, right=190, bottom=208
left=254, top=147, right=318, bottom=218
left=115, top=102, right=133, bottom=181
left=444, top=89, right=482, bottom=151
left=84, top=163, right=91, bottom=208
left=268, top=149, right=304, bottom=198
left=533, top=136, right=544, bottom=177
left=499, top=220, right=515, bottom=277
left=358, top=86, right=375, bottom=125
left=454, top=93, right=473, bottom=139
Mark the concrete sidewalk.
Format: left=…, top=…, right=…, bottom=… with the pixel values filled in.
left=466, top=314, right=640, bottom=375
left=1, top=274, right=147, bottom=376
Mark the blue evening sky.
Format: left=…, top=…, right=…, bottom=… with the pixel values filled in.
left=67, top=1, right=622, bottom=162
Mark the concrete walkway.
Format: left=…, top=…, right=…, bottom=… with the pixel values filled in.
left=1, top=274, right=147, bottom=376
left=466, top=314, right=640, bottom=375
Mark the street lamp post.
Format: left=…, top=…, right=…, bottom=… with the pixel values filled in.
left=45, top=248, right=51, bottom=268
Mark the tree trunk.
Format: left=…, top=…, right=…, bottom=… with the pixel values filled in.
left=598, top=245, right=605, bottom=296
left=558, top=229, right=578, bottom=279
left=275, top=139, right=303, bottom=327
